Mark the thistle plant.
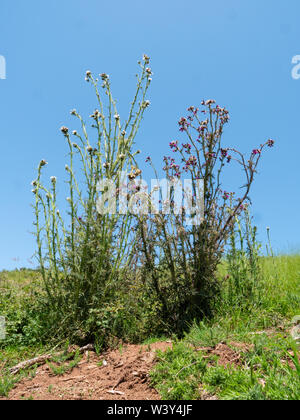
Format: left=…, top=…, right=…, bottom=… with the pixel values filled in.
left=136, top=101, right=275, bottom=330
left=32, top=55, right=152, bottom=341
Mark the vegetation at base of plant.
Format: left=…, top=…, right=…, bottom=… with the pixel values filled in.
left=151, top=322, right=300, bottom=400
left=0, top=345, right=43, bottom=397
left=0, top=253, right=299, bottom=399
left=47, top=350, right=82, bottom=376
left=149, top=250, right=300, bottom=401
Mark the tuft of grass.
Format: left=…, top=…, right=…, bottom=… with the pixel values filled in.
left=150, top=254, right=300, bottom=400
left=151, top=328, right=300, bottom=400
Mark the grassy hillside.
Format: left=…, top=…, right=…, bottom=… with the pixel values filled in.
left=0, top=255, right=299, bottom=399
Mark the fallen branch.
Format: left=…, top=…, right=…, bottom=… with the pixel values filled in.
left=9, top=344, right=94, bottom=375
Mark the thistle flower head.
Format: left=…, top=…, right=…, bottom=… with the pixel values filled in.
left=143, top=54, right=150, bottom=63
left=50, top=176, right=57, bottom=184
left=205, top=99, right=216, bottom=106
left=60, top=126, right=69, bottom=135
left=39, top=159, right=48, bottom=167
left=93, top=109, right=101, bottom=118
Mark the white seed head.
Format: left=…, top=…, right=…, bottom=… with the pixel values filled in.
left=40, top=159, right=48, bottom=167
left=60, top=126, right=69, bottom=135
left=205, top=99, right=216, bottom=106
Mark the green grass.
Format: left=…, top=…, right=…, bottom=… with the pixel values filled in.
left=0, top=269, right=51, bottom=396
left=150, top=255, right=300, bottom=400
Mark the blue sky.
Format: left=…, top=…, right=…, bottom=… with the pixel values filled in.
left=0, top=0, right=299, bottom=270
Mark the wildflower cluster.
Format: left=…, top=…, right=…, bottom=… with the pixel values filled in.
left=135, top=99, right=275, bottom=328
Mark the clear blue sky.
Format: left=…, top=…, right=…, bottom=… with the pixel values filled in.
left=0, top=0, right=299, bottom=270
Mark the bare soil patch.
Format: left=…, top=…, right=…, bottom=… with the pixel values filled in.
left=2, top=342, right=172, bottom=401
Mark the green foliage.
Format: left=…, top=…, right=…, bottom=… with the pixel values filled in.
left=0, top=344, right=45, bottom=397
left=151, top=327, right=300, bottom=400
left=150, top=245, right=300, bottom=401
left=47, top=350, right=82, bottom=376
left=150, top=343, right=208, bottom=400
left=223, top=207, right=262, bottom=310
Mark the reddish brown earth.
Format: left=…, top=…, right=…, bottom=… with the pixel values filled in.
left=2, top=342, right=172, bottom=401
